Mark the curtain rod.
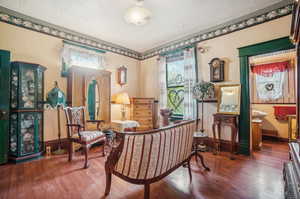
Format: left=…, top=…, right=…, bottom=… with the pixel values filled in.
left=159, top=44, right=195, bottom=56
left=63, top=40, right=106, bottom=54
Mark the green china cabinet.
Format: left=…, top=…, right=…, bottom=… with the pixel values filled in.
left=9, top=62, right=46, bottom=163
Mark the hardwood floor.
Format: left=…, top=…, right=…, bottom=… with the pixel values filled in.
left=0, top=140, right=288, bottom=199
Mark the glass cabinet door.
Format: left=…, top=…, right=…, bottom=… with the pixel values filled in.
left=36, top=112, right=43, bottom=151
left=10, top=67, right=19, bottom=109
left=20, top=66, right=36, bottom=109
left=37, top=69, right=44, bottom=109
left=9, top=114, right=18, bottom=155
left=20, top=113, right=36, bottom=156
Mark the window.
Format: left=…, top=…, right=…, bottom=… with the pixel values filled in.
left=61, top=42, right=105, bottom=77
left=166, top=52, right=185, bottom=117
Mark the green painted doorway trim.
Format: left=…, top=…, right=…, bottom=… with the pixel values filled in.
left=0, top=49, right=11, bottom=164
left=238, top=36, right=295, bottom=155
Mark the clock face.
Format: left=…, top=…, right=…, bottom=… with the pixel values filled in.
left=212, top=59, right=220, bottom=67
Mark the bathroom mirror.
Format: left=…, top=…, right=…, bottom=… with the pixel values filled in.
left=217, top=84, right=241, bottom=115
left=87, top=79, right=100, bottom=120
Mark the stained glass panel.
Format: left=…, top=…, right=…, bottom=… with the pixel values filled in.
left=167, top=87, right=184, bottom=115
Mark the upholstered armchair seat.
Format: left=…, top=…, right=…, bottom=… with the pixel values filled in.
left=79, top=131, right=104, bottom=142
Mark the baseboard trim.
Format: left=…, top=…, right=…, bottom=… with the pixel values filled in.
left=204, top=138, right=240, bottom=153
left=262, top=129, right=278, bottom=137
left=44, top=138, right=69, bottom=152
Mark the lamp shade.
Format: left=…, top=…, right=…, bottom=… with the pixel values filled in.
left=115, top=92, right=130, bottom=105
left=46, top=81, right=66, bottom=108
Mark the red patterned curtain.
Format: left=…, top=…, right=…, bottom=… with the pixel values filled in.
left=251, top=61, right=289, bottom=77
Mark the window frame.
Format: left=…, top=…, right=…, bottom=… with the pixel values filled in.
left=165, top=52, right=185, bottom=120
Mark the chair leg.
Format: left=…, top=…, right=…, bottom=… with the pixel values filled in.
left=84, top=146, right=89, bottom=169
left=102, top=142, right=105, bottom=157
left=104, top=167, right=112, bottom=196
left=187, top=159, right=192, bottom=182
left=196, top=152, right=210, bottom=171
left=144, top=184, right=150, bottom=199
left=68, top=141, right=73, bottom=162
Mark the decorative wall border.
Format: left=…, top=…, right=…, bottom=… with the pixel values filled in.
left=0, top=1, right=294, bottom=61
left=0, top=6, right=141, bottom=60
left=140, top=1, right=294, bottom=60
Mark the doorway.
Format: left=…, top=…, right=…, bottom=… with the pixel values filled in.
left=238, top=37, right=295, bottom=155
left=249, top=49, right=296, bottom=151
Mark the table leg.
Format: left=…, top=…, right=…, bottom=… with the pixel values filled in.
left=230, top=125, right=237, bottom=160
left=217, top=123, right=221, bottom=154
left=212, top=123, right=217, bottom=155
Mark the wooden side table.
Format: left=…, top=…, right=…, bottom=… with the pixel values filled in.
left=192, top=135, right=210, bottom=171
left=110, top=120, right=140, bottom=133
left=212, top=113, right=239, bottom=160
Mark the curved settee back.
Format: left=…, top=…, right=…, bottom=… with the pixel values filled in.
left=110, top=120, right=196, bottom=184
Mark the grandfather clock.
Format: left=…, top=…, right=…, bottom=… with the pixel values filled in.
left=9, top=62, right=46, bottom=163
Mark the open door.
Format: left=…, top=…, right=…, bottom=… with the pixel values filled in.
left=0, top=50, right=10, bottom=164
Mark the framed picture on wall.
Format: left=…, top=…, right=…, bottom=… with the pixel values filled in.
left=117, top=66, right=127, bottom=86
left=209, top=58, right=225, bottom=82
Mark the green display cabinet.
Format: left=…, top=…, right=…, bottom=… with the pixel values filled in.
left=0, top=50, right=11, bottom=164
left=9, top=62, right=46, bottom=163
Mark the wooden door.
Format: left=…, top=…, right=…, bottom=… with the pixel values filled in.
left=0, top=50, right=10, bottom=164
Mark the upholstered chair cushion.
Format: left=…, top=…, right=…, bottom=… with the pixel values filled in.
left=79, top=131, right=104, bottom=141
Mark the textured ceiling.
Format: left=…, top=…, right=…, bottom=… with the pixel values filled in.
left=0, top=0, right=283, bottom=52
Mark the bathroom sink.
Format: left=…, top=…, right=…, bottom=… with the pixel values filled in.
left=252, top=110, right=267, bottom=119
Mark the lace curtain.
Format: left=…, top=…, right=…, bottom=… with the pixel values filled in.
left=183, top=47, right=197, bottom=120
left=61, top=43, right=105, bottom=76
left=158, top=56, right=167, bottom=109
left=252, top=61, right=289, bottom=101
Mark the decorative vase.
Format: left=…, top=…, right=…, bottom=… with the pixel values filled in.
left=160, top=108, right=172, bottom=126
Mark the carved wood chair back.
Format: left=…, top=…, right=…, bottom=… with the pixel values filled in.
left=64, top=106, right=86, bottom=138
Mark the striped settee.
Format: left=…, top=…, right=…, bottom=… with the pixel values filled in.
left=104, top=120, right=196, bottom=199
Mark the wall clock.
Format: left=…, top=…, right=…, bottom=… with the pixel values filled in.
left=209, top=58, right=225, bottom=82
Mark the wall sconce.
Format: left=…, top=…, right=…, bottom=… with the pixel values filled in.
left=198, top=46, right=207, bottom=53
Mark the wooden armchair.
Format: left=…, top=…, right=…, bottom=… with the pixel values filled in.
left=104, top=120, right=196, bottom=199
left=64, top=106, right=106, bottom=169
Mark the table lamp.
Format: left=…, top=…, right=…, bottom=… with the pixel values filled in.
left=115, top=92, right=130, bottom=120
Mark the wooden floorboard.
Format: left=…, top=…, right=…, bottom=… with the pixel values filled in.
left=0, top=140, right=289, bottom=199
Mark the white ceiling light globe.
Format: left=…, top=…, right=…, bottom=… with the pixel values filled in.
left=124, top=6, right=152, bottom=26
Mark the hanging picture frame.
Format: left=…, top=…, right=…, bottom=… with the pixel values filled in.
left=209, top=58, right=225, bottom=82
left=117, top=66, right=127, bottom=86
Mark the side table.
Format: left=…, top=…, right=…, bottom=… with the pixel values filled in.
left=212, top=113, right=239, bottom=159
left=111, top=120, right=140, bottom=133
left=193, top=133, right=210, bottom=171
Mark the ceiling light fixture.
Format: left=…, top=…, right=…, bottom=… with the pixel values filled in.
left=124, top=0, right=152, bottom=26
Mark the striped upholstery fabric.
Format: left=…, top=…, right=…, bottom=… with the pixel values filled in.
left=114, top=121, right=195, bottom=180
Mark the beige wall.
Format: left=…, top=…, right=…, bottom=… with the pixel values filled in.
left=0, top=21, right=140, bottom=141
left=139, top=15, right=292, bottom=140
left=0, top=14, right=293, bottom=142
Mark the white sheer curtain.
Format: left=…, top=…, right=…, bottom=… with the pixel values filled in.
left=183, top=47, right=197, bottom=120
left=61, top=43, right=105, bottom=73
left=158, top=56, right=167, bottom=109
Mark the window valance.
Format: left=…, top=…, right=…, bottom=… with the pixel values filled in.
left=251, top=61, right=289, bottom=76
left=61, top=42, right=105, bottom=76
